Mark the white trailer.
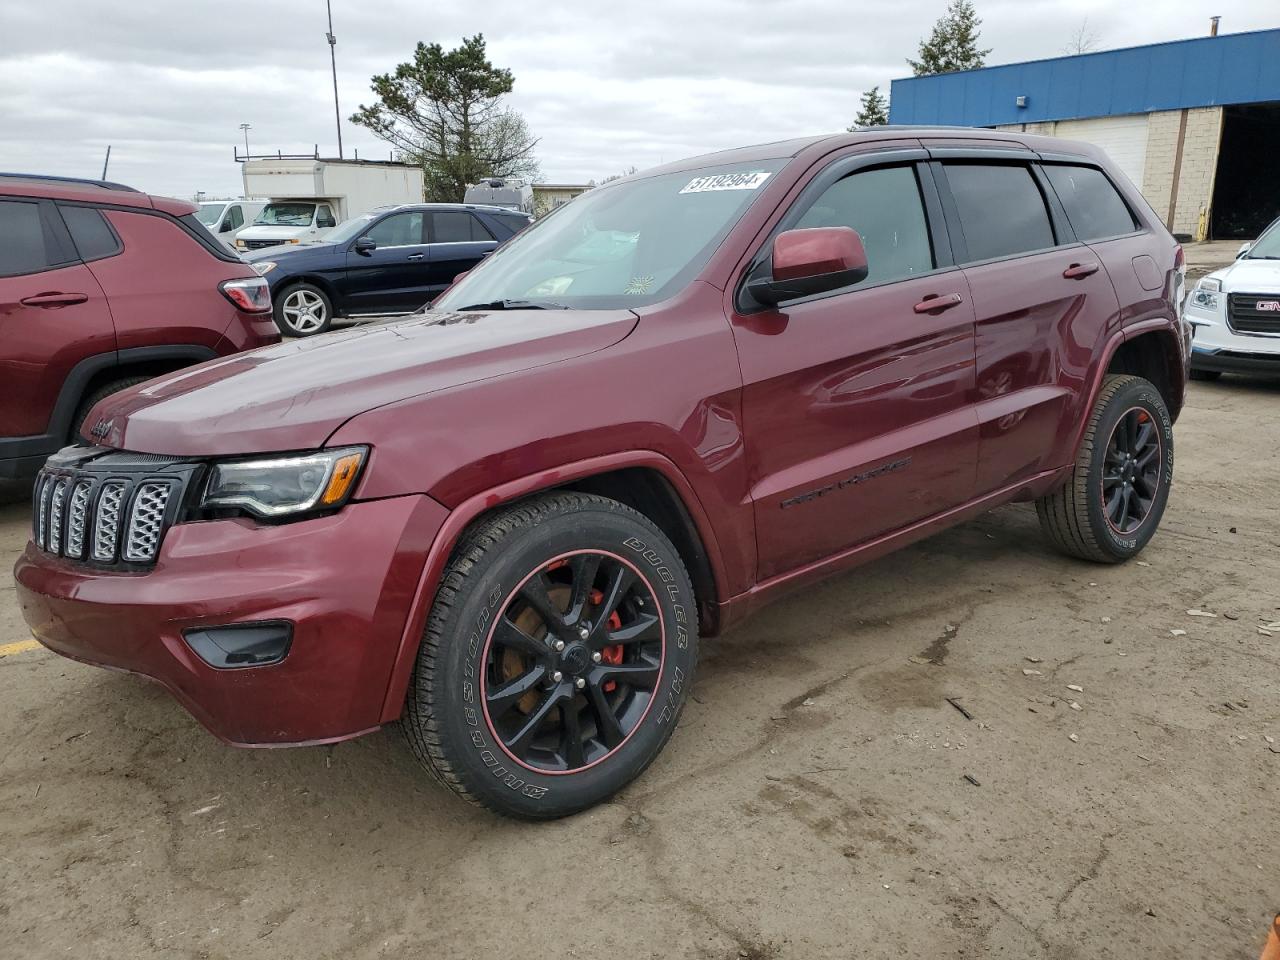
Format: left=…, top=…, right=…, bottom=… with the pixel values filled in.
left=234, top=158, right=424, bottom=251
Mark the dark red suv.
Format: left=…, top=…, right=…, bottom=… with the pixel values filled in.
left=0, top=174, right=279, bottom=478
left=14, top=130, right=1188, bottom=818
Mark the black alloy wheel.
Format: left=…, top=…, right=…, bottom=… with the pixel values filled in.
left=1101, top=407, right=1163, bottom=535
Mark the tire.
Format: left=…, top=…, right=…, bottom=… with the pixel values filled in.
left=73, top=376, right=151, bottom=444
left=274, top=282, right=333, bottom=337
left=1036, top=374, right=1174, bottom=563
left=403, top=492, right=699, bottom=819
left=1189, top=368, right=1221, bottom=382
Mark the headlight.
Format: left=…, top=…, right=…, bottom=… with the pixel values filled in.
left=235, top=239, right=247, bottom=249
left=1190, top=277, right=1222, bottom=311
left=252, top=261, right=277, bottom=276
left=201, top=446, right=367, bottom=518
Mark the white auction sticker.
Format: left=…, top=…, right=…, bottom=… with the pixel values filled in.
left=679, top=171, right=772, bottom=194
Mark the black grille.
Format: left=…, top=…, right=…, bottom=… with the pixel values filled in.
left=32, top=448, right=202, bottom=569
left=242, top=239, right=286, bottom=250
left=1227, top=293, right=1280, bottom=336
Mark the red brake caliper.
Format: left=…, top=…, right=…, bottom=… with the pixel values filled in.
left=590, top=588, right=625, bottom=692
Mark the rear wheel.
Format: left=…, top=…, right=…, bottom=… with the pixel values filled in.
left=403, top=492, right=699, bottom=819
left=274, top=282, right=332, bottom=337
left=1036, top=374, right=1173, bottom=563
left=73, top=376, right=150, bottom=443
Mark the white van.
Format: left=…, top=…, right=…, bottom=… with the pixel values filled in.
left=194, top=200, right=266, bottom=251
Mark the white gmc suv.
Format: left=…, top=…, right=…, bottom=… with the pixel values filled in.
left=1184, top=218, right=1280, bottom=381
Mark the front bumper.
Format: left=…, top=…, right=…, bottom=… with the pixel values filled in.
left=1190, top=345, right=1280, bottom=375
left=1185, top=301, right=1280, bottom=375
left=14, top=495, right=447, bottom=746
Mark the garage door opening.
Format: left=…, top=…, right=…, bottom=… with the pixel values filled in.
left=1211, top=102, right=1280, bottom=240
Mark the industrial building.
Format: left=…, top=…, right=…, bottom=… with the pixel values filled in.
left=889, top=28, right=1280, bottom=240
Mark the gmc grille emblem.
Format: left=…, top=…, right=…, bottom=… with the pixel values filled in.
left=89, top=419, right=112, bottom=441
left=1256, top=300, right=1280, bottom=312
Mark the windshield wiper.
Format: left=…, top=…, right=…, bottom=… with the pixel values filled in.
left=455, top=299, right=568, bottom=311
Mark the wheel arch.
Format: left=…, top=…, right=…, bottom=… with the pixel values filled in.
left=275, top=273, right=339, bottom=306
left=378, top=451, right=727, bottom=724
left=1106, top=325, right=1186, bottom=422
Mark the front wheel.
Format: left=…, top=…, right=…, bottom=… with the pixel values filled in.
left=274, top=282, right=333, bottom=337
left=403, top=492, right=699, bottom=819
left=1036, top=374, right=1174, bottom=563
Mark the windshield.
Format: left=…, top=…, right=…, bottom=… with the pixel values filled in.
left=1246, top=220, right=1280, bottom=259
left=323, top=212, right=379, bottom=245
left=433, top=160, right=787, bottom=310
left=254, top=202, right=316, bottom=227
left=194, top=203, right=226, bottom=226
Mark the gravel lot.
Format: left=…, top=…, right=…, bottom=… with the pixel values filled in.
left=2, top=376, right=1278, bottom=960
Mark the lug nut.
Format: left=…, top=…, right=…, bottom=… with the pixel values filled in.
left=552, top=670, right=563, bottom=683
left=578, top=625, right=590, bottom=640
left=592, top=651, right=602, bottom=663
left=575, top=677, right=586, bottom=689
left=554, top=639, right=566, bottom=651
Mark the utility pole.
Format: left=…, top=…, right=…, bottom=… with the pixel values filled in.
left=326, top=0, right=344, bottom=159
left=239, top=122, right=252, bottom=159
left=1209, top=16, right=1220, bottom=36
left=100, top=145, right=111, bottom=180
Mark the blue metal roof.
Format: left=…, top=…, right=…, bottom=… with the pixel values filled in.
left=889, top=28, right=1280, bottom=127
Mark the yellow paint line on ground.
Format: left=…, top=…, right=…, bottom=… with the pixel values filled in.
left=0, top=639, right=41, bottom=658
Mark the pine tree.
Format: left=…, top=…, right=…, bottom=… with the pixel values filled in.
left=849, top=86, right=889, bottom=128
left=908, top=0, right=991, bottom=76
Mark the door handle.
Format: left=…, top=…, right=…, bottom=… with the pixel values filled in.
left=1063, top=261, right=1100, bottom=279
left=913, top=293, right=964, bottom=314
left=407, top=253, right=425, bottom=261
left=20, top=292, right=88, bottom=307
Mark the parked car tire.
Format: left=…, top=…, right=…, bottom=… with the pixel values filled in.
left=73, top=376, right=151, bottom=443
left=1189, top=368, right=1222, bottom=382
left=1036, top=374, right=1174, bottom=563
left=403, top=492, right=699, bottom=819
left=274, top=282, right=333, bottom=337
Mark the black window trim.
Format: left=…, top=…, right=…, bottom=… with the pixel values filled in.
left=930, top=156, right=1079, bottom=268
left=1036, top=158, right=1145, bottom=245
left=735, top=147, right=958, bottom=314
left=53, top=201, right=124, bottom=263
left=0, top=197, right=80, bottom=278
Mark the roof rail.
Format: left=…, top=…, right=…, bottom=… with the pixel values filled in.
left=0, top=172, right=141, bottom=193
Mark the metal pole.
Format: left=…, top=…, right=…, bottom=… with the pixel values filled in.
left=100, top=145, right=111, bottom=180
left=240, top=122, right=251, bottom=159
left=1209, top=16, right=1220, bottom=36
left=326, top=0, right=343, bottom=159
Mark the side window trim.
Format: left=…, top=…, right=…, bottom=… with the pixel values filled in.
left=932, top=158, right=1070, bottom=267
left=54, top=202, right=124, bottom=263
left=735, top=148, right=949, bottom=313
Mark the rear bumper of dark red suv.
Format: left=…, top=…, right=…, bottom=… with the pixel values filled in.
left=13, top=495, right=447, bottom=746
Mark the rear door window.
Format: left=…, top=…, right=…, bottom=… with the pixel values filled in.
left=794, top=164, right=935, bottom=285
left=943, top=163, right=1056, bottom=262
left=1042, top=164, right=1137, bottom=241
left=0, top=199, right=62, bottom=276
left=431, top=211, right=490, bottom=243
left=59, top=205, right=122, bottom=261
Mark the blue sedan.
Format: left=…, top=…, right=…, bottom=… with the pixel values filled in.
left=244, top=203, right=533, bottom=336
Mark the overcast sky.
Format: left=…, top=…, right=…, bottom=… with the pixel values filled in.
left=1, top=1, right=1273, bottom=199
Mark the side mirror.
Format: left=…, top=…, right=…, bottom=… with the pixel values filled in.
left=317, top=216, right=337, bottom=229
left=354, top=236, right=376, bottom=256
left=1237, top=241, right=1252, bottom=259
left=219, top=219, right=232, bottom=233
left=746, top=227, right=869, bottom=307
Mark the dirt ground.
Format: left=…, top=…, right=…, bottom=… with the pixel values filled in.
left=2, top=376, right=1279, bottom=960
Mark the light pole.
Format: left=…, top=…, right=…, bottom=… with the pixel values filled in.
left=326, top=0, right=343, bottom=159
left=239, top=122, right=252, bottom=159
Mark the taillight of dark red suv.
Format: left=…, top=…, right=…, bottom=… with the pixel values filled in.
left=0, top=173, right=279, bottom=479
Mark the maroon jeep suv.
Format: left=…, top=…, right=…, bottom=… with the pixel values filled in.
left=0, top=173, right=279, bottom=479
left=14, top=130, right=1188, bottom=818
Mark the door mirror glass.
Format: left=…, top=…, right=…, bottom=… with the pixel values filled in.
left=219, top=217, right=232, bottom=233
left=354, top=236, right=376, bottom=255
left=317, top=216, right=337, bottom=229
left=747, top=227, right=869, bottom=306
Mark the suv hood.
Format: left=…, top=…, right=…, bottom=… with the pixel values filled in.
left=1210, top=257, right=1280, bottom=293
left=237, top=224, right=315, bottom=240
left=90, top=310, right=639, bottom=456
